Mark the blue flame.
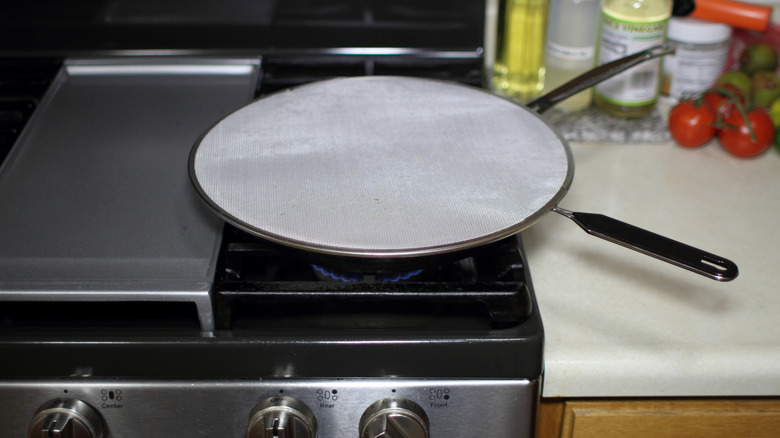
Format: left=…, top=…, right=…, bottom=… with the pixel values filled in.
left=312, top=265, right=423, bottom=282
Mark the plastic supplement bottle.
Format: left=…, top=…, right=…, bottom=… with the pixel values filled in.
left=661, top=17, right=731, bottom=100
left=594, top=0, right=672, bottom=118
left=492, top=0, right=550, bottom=102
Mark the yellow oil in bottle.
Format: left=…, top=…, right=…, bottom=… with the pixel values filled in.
left=491, top=0, right=550, bottom=102
left=594, top=0, right=671, bottom=118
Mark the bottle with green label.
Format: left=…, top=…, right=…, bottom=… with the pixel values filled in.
left=594, top=0, right=672, bottom=118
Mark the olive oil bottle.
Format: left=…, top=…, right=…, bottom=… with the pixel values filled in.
left=491, top=0, right=550, bottom=102
left=594, top=0, right=672, bottom=118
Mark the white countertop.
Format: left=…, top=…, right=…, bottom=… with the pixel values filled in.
left=522, top=139, right=780, bottom=397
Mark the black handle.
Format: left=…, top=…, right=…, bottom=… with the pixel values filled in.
left=554, top=208, right=739, bottom=282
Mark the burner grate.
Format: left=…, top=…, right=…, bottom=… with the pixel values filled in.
left=257, top=54, right=483, bottom=96
left=214, top=226, right=532, bottom=329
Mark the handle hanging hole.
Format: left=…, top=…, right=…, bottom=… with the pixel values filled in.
left=701, top=257, right=728, bottom=271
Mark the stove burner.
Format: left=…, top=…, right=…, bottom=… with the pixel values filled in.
left=214, top=226, right=533, bottom=329
left=312, top=264, right=424, bottom=282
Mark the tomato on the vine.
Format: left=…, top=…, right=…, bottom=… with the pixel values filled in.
left=668, top=99, right=717, bottom=147
left=703, top=84, right=747, bottom=118
left=717, top=108, right=775, bottom=158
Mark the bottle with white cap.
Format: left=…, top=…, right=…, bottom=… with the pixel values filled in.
left=661, top=17, right=732, bottom=100
left=543, top=0, right=601, bottom=111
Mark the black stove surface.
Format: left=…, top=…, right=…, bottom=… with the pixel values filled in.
left=216, top=225, right=535, bottom=329
left=0, top=58, right=61, bottom=163
left=0, top=0, right=485, bottom=54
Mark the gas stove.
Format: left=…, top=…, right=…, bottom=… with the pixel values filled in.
left=0, top=224, right=542, bottom=436
left=0, top=2, right=543, bottom=437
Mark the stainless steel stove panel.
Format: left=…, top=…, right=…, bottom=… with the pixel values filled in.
left=0, top=59, right=259, bottom=331
left=0, top=378, right=539, bottom=437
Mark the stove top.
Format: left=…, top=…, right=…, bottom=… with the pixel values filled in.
left=0, top=56, right=543, bottom=380
left=0, top=5, right=544, bottom=435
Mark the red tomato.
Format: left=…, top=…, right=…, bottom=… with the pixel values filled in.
left=703, top=84, right=747, bottom=119
left=668, top=99, right=717, bottom=147
left=717, top=109, right=775, bottom=158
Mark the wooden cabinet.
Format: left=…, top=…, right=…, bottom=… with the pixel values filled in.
left=536, top=398, right=780, bottom=438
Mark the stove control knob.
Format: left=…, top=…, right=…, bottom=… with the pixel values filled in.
left=246, top=396, right=317, bottom=438
left=28, top=398, right=105, bottom=438
left=359, top=398, right=430, bottom=438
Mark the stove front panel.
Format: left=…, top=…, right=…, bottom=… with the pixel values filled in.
left=0, top=378, right=539, bottom=437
